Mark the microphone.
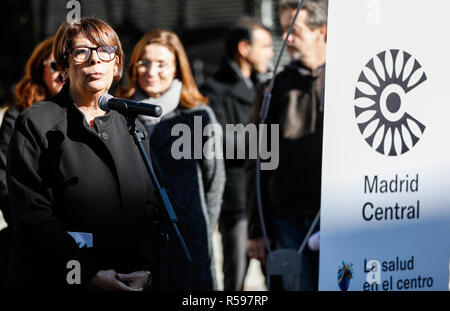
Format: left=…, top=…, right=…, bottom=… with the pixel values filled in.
left=98, top=93, right=162, bottom=118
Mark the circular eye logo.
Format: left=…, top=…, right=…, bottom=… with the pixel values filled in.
left=354, top=50, right=427, bottom=156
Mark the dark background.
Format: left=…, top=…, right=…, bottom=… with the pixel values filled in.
left=0, top=0, right=290, bottom=108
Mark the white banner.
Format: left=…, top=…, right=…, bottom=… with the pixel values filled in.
left=319, top=0, right=450, bottom=291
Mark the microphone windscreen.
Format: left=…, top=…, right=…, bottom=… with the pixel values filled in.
left=98, top=93, right=114, bottom=112
left=308, top=231, right=320, bottom=251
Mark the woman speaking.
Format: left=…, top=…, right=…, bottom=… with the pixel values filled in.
left=6, top=18, right=155, bottom=291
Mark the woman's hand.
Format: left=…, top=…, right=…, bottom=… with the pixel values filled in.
left=116, top=270, right=151, bottom=290
left=87, top=269, right=142, bottom=291
left=248, top=238, right=268, bottom=266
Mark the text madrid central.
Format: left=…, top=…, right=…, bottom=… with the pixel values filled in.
left=362, top=174, right=420, bottom=221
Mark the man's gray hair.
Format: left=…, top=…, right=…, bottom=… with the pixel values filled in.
left=278, top=0, right=328, bottom=29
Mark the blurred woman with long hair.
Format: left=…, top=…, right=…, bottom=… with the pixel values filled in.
left=118, top=29, right=225, bottom=290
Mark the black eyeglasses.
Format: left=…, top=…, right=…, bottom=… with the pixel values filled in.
left=44, top=60, right=58, bottom=72
left=66, top=45, right=117, bottom=64
left=136, top=59, right=175, bottom=73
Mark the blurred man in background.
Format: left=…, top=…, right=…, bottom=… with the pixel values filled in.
left=202, top=17, right=273, bottom=291
left=246, top=0, right=328, bottom=290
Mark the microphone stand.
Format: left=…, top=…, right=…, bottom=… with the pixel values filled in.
left=255, top=0, right=324, bottom=290
left=124, top=112, right=192, bottom=290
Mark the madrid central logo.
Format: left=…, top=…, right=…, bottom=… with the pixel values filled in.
left=354, top=49, right=427, bottom=156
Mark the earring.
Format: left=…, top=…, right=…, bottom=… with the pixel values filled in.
left=58, top=74, right=66, bottom=83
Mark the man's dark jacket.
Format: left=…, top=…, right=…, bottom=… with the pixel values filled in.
left=246, top=61, right=325, bottom=239
left=6, top=85, right=157, bottom=290
left=201, top=60, right=256, bottom=214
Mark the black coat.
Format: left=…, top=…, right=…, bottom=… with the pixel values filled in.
left=145, top=104, right=225, bottom=290
left=246, top=62, right=325, bottom=239
left=201, top=60, right=255, bottom=214
left=6, top=85, right=157, bottom=290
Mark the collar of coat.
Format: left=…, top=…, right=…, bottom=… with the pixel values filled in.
left=52, top=83, right=113, bottom=128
